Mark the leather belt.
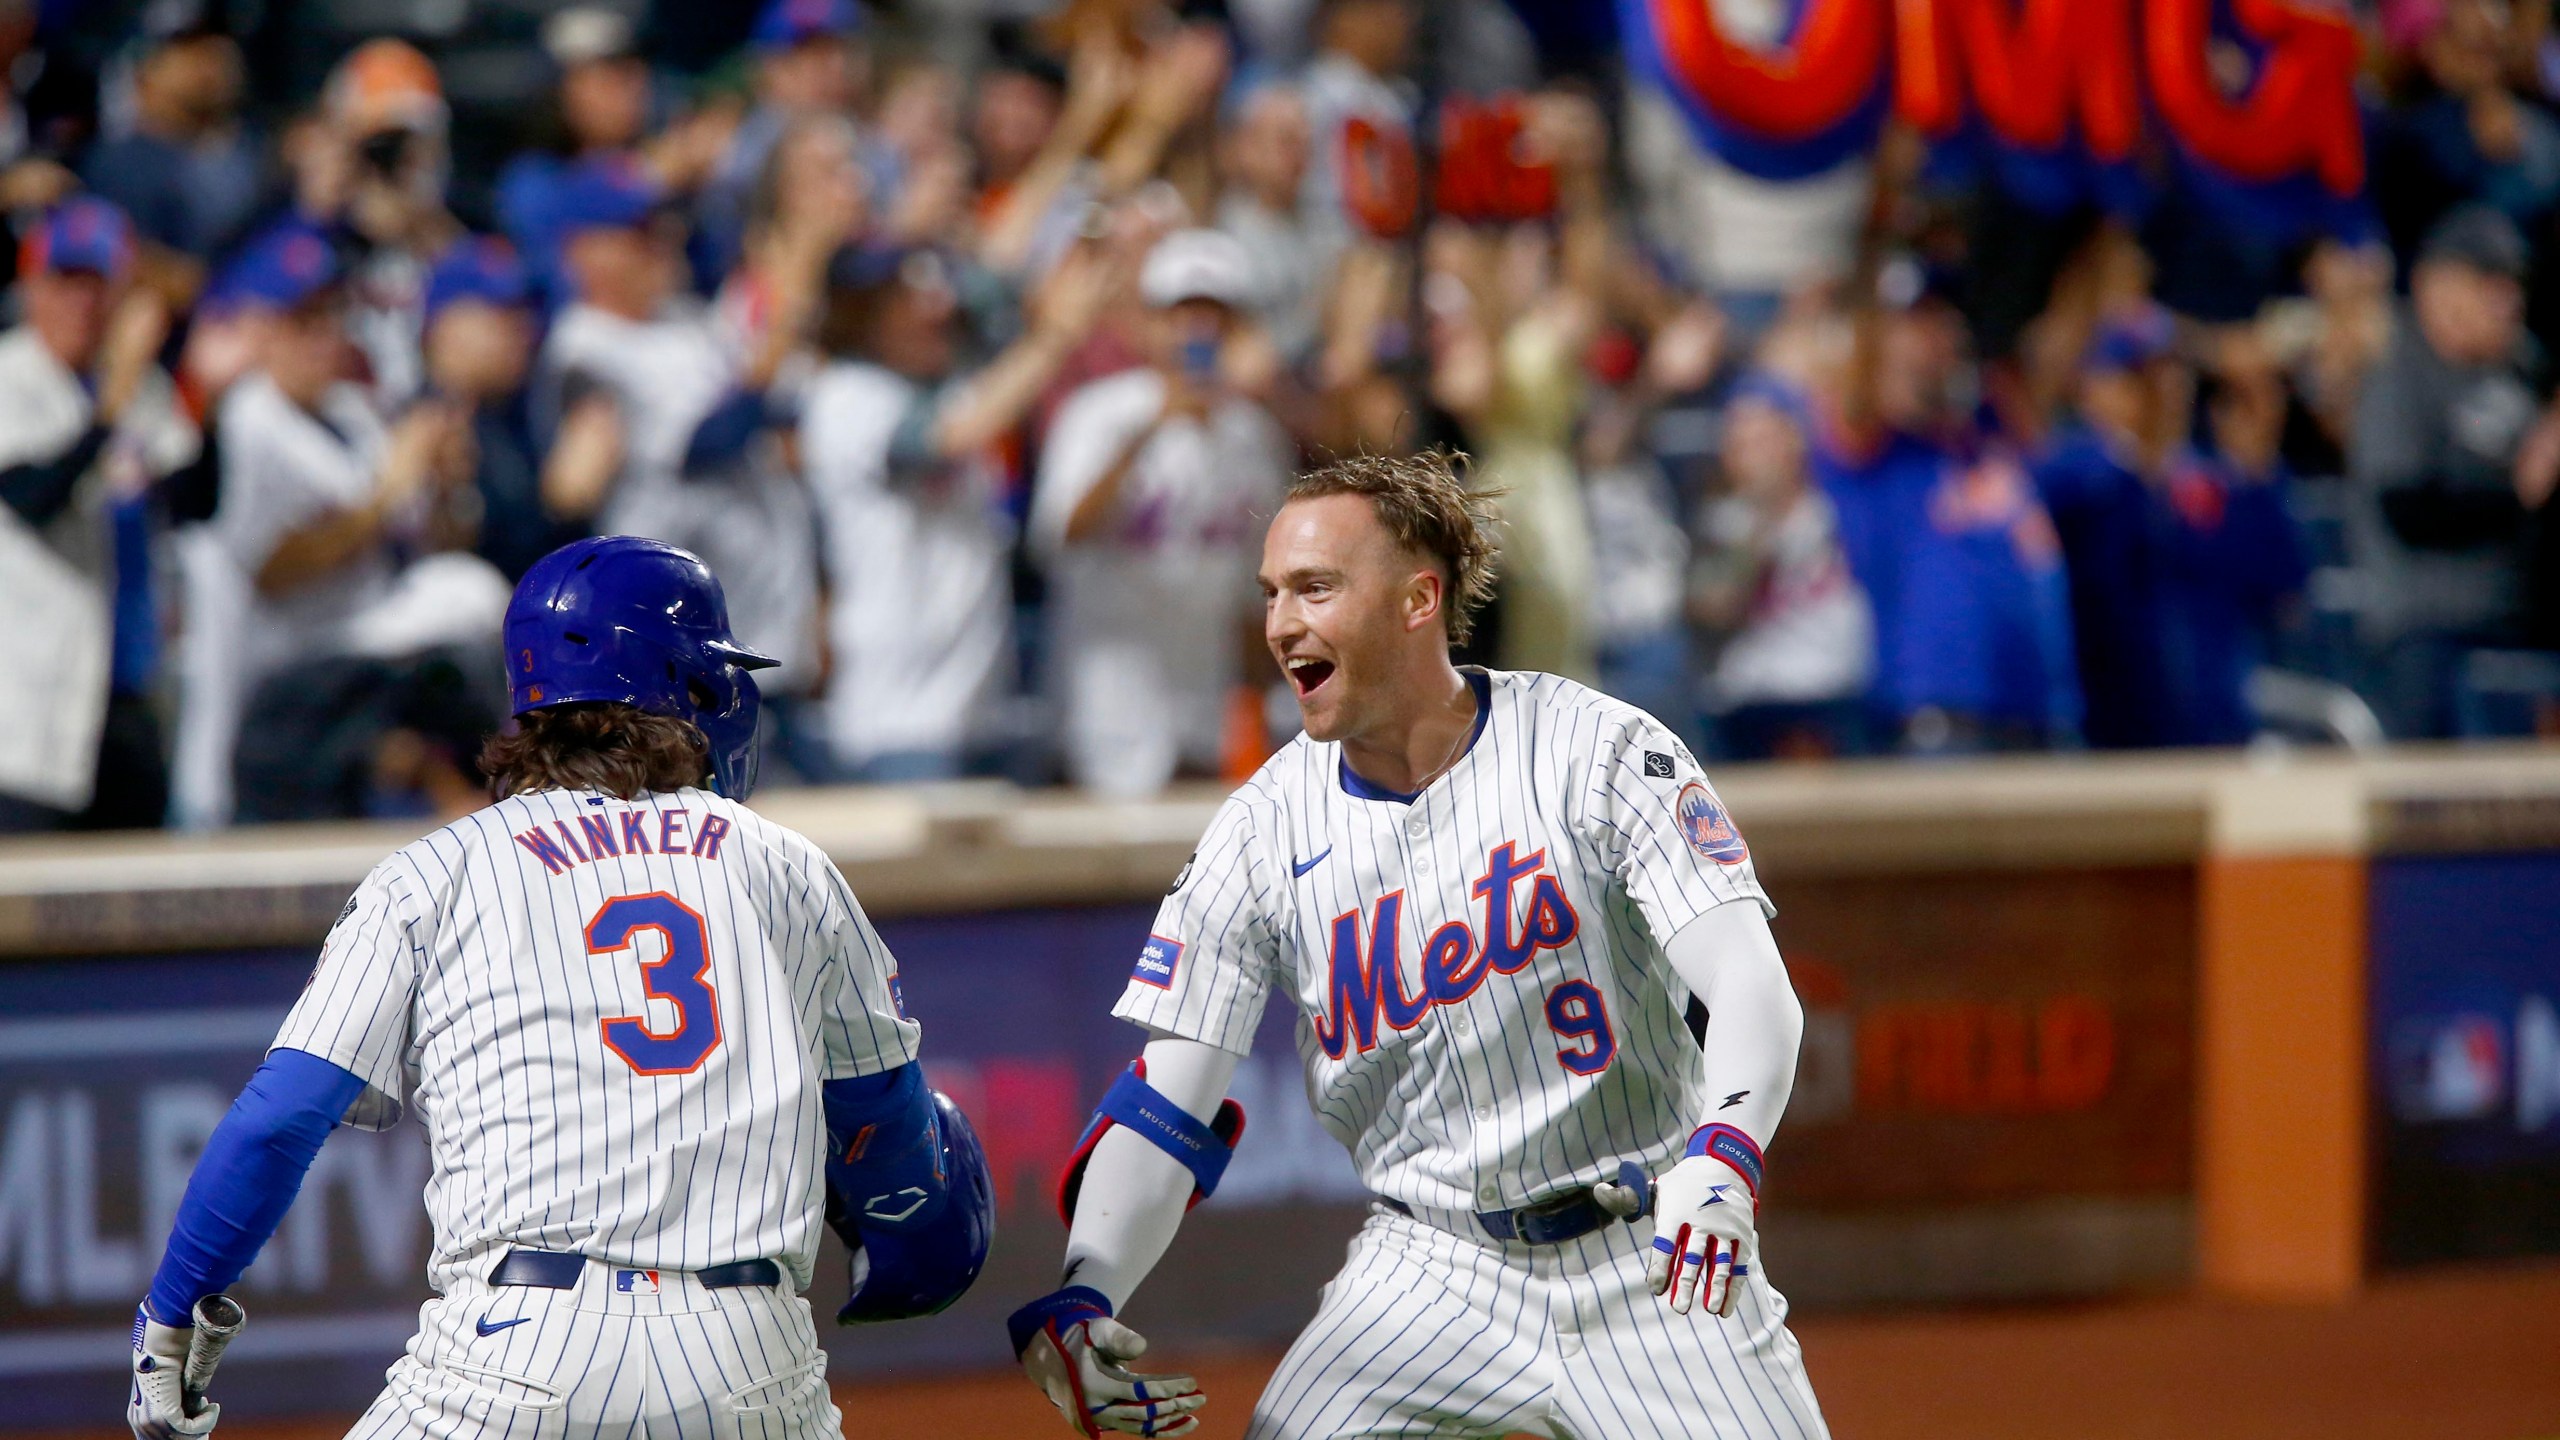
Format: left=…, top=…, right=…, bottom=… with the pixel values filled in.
left=1380, top=1185, right=1623, bottom=1246
left=486, top=1248, right=782, bottom=1290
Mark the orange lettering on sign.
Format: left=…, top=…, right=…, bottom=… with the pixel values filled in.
left=1853, top=997, right=2118, bottom=1114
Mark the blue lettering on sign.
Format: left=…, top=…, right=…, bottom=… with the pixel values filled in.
left=1132, top=935, right=1185, bottom=990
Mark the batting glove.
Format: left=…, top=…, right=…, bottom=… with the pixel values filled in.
left=1008, top=1287, right=1206, bottom=1437
left=1593, top=1123, right=1764, bottom=1318
left=128, top=1310, right=218, bottom=1440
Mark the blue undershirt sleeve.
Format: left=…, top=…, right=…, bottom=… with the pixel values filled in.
left=141, top=1048, right=367, bottom=1325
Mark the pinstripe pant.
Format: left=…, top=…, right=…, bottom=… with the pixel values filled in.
left=344, top=1264, right=838, bottom=1439
left=1244, top=1206, right=1829, bottom=1440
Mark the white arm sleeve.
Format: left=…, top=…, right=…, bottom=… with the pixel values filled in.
left=1663, top=901, right=1804, bottom=1150
left=1057, top=1034, right=1241, bottom=1309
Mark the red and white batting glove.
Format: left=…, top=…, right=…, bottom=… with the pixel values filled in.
left=1008, top=1287, right=1206, bottom=1437
left=1595, top=1123, right=1764, bottom=1318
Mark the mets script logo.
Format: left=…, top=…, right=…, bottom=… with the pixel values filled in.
left=1132, top=934, right=1184, bottom=990
left=1675, top=783, right=1748, bottom=865
left=1313, top=841, right=1581, bottom=1061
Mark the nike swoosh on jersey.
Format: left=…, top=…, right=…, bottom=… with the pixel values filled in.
left=1292, top=847, right=1333, bottom=878
left=475, top=1315, right=530, bottom=1337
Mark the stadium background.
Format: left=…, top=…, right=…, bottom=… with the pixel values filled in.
left=4, top=0, right=2560, bottom=1433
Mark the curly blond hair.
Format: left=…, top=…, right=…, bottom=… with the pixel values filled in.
left=1286, top=450, right=1502, bottom=645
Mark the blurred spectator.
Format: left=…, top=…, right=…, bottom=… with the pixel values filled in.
left=968, top=39, right=1064, bottom=233
left=1818, top=262, right=2080, bottom=749
left=301, top=40, right=463, bottom=408
left=1690, top=376, right=1872, bottom=758
left=1033, top=229, right=1290, bottom=796
left=802, top=244, right=1110, bottom=780
left=871, top=61, right=975, bottom=254
left=0, top=198, right=193, bottom=831
left=498, top=7, right=662, bottom=312
left=719, top=113, right=865, bottom=397
left=535, top=154, right=822, bottom=701
left=422, top=237, right=568, bottom=582
left=699, top=0, right=869, bottom=275
left=2257, top=239, right=2396, bottom=479
left=1429, top=218, right=1599, bottom=681
left=82, top=14, right=262, bottom=263
left=1582, top=312, right=1718, bottom=746
left=1216, top=79, right=1322, bottom=366
left=2349, top=204, right=2560, bottom=735
left=1301, top=0, right=1415, bottom=254
left=1426, top=91, right=1630, bottom=682
left=2374, top=0, right=2560, bottom=274
left=178, top=222, right=507, bottom=827
left=2038, top=309, right=2306, bottom=748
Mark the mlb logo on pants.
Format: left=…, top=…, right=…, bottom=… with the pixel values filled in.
left=615, top=1270, right=661, bottom=1295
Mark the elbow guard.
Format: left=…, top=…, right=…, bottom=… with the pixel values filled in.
left=823, top=1064, right=950, bottom=1235
left=1055, top=1058, right=1247, bottom=1225
left=834, top=1090, right=994, bottom=1325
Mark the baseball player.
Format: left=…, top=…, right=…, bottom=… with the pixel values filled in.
left=127, top=535, right=992, bottom=1440
left=1009, top=452, right=1830, bottom=1439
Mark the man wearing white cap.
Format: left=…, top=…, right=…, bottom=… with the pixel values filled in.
left=1033, top=228, right=1292, bottom=797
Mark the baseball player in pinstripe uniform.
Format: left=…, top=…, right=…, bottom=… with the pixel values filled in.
left=1009, top=453, right=1830, bottom=1439
left=126, top=536, right=993, bottom=1440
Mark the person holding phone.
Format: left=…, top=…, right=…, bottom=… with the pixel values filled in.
left=1032, top=228, right=1292, bottom=797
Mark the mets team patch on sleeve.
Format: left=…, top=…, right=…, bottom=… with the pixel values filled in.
left=1133, top=934, right=1184, bottom=989
left=1644, top=751, right=1676, bottom=779
left=1675, top=783, right=1750, bottom=864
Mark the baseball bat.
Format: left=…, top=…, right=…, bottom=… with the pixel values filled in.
left=182, top=1294, right=246, bottom=1411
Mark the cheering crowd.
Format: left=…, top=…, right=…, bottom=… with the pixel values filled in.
left=4, top=0, right=2559, bottom=832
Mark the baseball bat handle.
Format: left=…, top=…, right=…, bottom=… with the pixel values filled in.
left=182, top=1294, right=246, bottom=1407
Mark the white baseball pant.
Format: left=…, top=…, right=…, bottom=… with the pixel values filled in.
left=344, top=1261, right=838, bottom=1439
left=1243, top=1204, right=1829, bottom=1440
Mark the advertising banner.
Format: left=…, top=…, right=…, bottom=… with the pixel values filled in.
left=0, top=905, right=1365, bottom=1430
left=1768, top=867, right=2196, bottom=1207
left=2370, top=853, right=2560, bottom=1267
left=0, top=863, right=2200, bottom=1426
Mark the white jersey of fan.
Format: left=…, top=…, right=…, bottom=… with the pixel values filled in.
left=273, top=785, right=917, bottom=1436
left=1117, top=667, right=1831, bottom=1440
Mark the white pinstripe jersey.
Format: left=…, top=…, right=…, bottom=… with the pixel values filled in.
left=273, top=786, right=919, bottom=1294
left=1115, top=669, right=1773, bottom=1216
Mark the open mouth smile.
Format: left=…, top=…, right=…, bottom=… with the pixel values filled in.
left=1286, top=656, right=1337, bottom=699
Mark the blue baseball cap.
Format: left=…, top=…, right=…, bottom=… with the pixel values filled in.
left=751, top=0, right=864, bottom=50
left=1726, top=370, right=1813, bottom=433
left=18, top=196, right=134, bottom=282
left=211, top=221, right=343, bottom=310
left=552, top=154, right=666, bottom=238
left=425, top=236, right=532, bottom=323
left=2083, top=306, right=2177, bottom=374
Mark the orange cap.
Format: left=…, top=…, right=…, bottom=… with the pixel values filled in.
left=327, top=39, right=447, bottom=133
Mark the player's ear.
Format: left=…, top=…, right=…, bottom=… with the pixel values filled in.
left=1404, top=568, right=1444, bottom=635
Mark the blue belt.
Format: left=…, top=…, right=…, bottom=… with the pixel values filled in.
left=1382, top=1187, right=1620, bottom=1246
left=487, top=1248, right=782, bottom=1290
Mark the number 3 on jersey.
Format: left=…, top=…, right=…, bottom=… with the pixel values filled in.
left=592, top=893, right=723, bottom=1075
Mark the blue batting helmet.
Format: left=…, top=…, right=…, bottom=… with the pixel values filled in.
left=835, top=1092, right=996, bottom=1324
left=503, top=536, right=779, bottom=798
